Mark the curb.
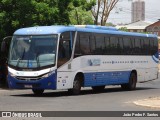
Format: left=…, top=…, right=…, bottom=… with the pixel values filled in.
left=133, top=97, right=160, bottom=109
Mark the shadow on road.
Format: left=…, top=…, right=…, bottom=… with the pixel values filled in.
left=10, top=86, right=158, bottom=98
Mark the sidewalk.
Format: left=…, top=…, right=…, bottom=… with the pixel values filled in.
left=133, top=97, right=160, bottom=109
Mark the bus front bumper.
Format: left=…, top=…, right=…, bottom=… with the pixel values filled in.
left=7, top=73, right=57, bottom=90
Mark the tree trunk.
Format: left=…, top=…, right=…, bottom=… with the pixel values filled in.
left=92, top=0, right=119, bottom=26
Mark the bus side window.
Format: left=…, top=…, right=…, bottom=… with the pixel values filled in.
left=74, top=32, right=90, bottom=57
left=57, top=32, right=72, bottom=68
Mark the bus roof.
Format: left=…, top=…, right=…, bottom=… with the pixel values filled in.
left=14, top=25, right=157, bottom=38
left=14, top=26, right=76, bottom=35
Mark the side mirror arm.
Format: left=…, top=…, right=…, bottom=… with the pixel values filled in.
left=1, top=36, right=12, bottom=52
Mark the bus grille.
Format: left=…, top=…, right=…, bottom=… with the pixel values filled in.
left=15, top=76, right=43, bottom=81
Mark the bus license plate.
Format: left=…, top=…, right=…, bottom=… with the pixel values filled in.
left=24, top=85, right=32, bottom=88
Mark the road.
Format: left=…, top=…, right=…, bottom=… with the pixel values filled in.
left=0, top=76, right=160, bottom=120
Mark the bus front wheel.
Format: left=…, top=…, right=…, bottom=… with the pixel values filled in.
left=68, top=76, right=82, bottom=95
left=121, top=72, right=137, bottom=90
left=32, top=89, right=44, bottom=95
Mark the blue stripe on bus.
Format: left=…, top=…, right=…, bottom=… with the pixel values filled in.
left=84, top=71, right=131, bottom=87
left=152, top=55, right=159, bottom=63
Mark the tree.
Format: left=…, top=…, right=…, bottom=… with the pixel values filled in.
left=118, top=27, right=128, bottom=32
left=0, top=0, right=96, bottom=43
left=0, top=0, right=72, bottom=40
left=69, top=6, right=94, bottom=25
left=91, top=0, right=119, bottom=26
left=69, top=0, right=96, bottom=25
left=106, top=22, right=115, bottom=26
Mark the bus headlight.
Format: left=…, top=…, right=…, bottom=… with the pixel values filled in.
left=9, top=72, right=16, bottom=77
left=41, top=70, right=55, bottom=78
left=41, top=73, right=50, bottom=78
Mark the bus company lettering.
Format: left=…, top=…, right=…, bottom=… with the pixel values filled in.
left=88, top=59, right=101, bottom=66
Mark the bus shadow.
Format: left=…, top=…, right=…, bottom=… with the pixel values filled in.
left=10, top=86, right=158, bottom=98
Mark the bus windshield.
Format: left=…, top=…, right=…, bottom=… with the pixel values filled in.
left=8, top=35, right=58, bottom=69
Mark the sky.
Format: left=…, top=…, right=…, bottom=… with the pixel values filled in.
left=107, top=0, right=160, bottom=25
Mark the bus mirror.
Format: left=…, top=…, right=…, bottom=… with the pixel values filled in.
left=60, top=35, right=63, bottom=39
left=1, top=41, right=6, bottom=52
left=1, top=36, right=12, bottom=52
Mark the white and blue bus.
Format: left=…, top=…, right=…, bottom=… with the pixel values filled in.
left=6, top=25, right=159, bottom=95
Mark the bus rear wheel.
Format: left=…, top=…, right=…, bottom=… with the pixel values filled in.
left=32, top=89, right=44, bottom=95
left=92, top=86, right=105, bottom=92
left=121, top=72, right=137, bottom=90
left=68, top=76, right=82, bottom=95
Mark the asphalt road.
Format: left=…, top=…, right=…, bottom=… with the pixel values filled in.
left=0, top=75, right=160, bottom=120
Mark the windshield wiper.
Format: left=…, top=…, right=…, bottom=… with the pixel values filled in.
left=16, top=49, right=25, bottom=67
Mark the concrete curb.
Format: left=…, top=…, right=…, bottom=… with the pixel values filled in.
left=133, top=97, right=160, bottom=109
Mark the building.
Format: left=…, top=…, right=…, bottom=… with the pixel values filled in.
left=116, top=19, right=160, bottom=40
left=116, top=21, right=153, bottom=33
left=131, top=0, right=145, bottom=23
left=146, top=19, right=160, bottom=39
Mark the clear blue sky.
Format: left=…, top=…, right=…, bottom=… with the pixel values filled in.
left=107, top=0, right=160, bottom=25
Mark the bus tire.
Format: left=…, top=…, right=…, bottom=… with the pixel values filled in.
left=32, top=89, right=44, bottom=95
left=121, top=72, right=137, bottom=90
left=92, top=86, right=105, bottom=92
left=68, top=76, right=82, bottom=95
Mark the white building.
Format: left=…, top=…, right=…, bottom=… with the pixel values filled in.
left=131, top=0, right=145, bottom=23
left=116, top=21, right=153, bottom=33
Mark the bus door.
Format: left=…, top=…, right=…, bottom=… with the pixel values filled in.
left=57, top=32, right=75, bottom=89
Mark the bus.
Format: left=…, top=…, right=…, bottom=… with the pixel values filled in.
left=5, top=25, right=159, bottom=95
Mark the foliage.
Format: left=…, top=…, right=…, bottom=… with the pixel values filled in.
left=0, top=1, right=62, bottom=42
left=118, top=27, right=128, bottom=32
left=106, top=22, right=115, bottom=27
left=0, top=0, right=95, bottom=46
left=2, top=1, right=70, bottom=32
left=69, top=0, right=96, bottom=25
left=69, top=6, right=94, bottom=25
